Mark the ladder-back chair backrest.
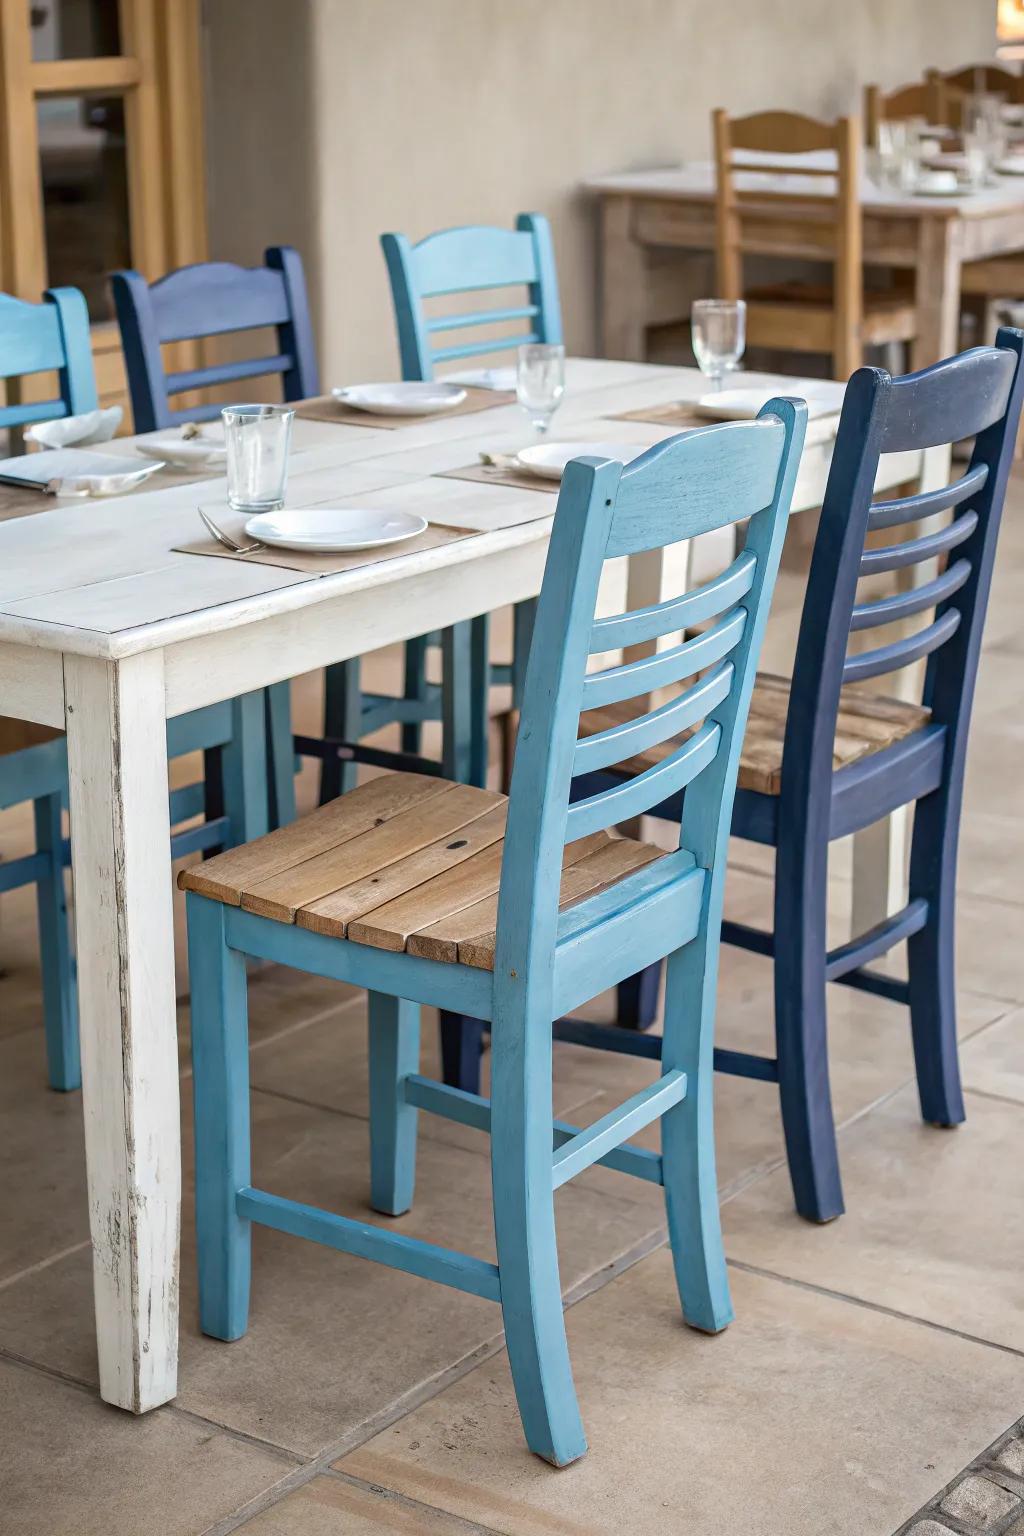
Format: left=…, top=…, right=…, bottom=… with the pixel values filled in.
left=111, top=247, right=319, bottom=432
left=864, top=81, right=941, bottom=146
left=780, top=327, right=1024, bottom=828
left=0, top=288, right=97, bottom=431
left=380, top=214, right=562, bottom=381
left=713, top=109, right=861, bottom=372
left=928, top=62, right=1024, bottom=105
left=495, top=399, right=807, bottom=1001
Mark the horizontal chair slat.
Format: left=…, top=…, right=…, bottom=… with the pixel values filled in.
left=426, top=305, right=539, bottom=334
left=842, top=608, right=962, bottom=685
left=573, top=663, right=732, bottom=776
left=867, top=463, right=988, bottom=530
left=565, top=723, right=720, bottom=839
left=432, top=334, right=539, bottom=363
left=166, top=354, right=293, bottom=393
left=849, top=558, right=972, bottom=631
left=859, top=509, right=978, bottom=576
left=236, top=1186, right=501, bottom=1301
left=589, top=552, right=756, bottom=653
left=581, top=607, right=747, bottom=710
left=551, top=1070, right=687, bottom=1190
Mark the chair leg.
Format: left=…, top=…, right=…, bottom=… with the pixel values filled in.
left=660, top=943, right=732, bottom=1333
left=223, top=691, right=269, bottom=848
left=490, top=996, right=587, bottom=1467
left=439, top=1011, right=486, bottom=1093
left=202, top=744, right=225, bottom=859
left=321, top=659, right=361, bottom=803
left=441, top=622, right=474, bottom=785
left=616, top=960, right=662, bottom=1031
left=907, top=790, right=965, bottom=1128
left=511, top=597, right=537, bottom=708
left=187, top=893, right=252, bottom=1341
left=265, top=682, right=296, bottom=829
left=368, top=992, right=420, bottom=1216
left=401, top=635, right=429, bottom=757
left=773, top=846, right=844, bottom=1223
left=34, top=792, right=79, bottom=1092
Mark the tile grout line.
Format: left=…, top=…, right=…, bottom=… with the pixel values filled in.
left=962, top=1084, right=1024, bottom=1111
left=726, top=1258, right=1024, bottom=1360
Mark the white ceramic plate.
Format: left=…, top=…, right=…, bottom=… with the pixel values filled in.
left=135, top=432, right=227, bottom=469
left=514, top=441, right=647, bottom=481
left=244, top=506, right=428, bottom=553
left=996, top=157, right=1024, bottom=177
left=693, top=381, right=846, bottom=421
left=331, top=382, right=467, bottom=416
left=443, top=366, right=517, bottom=391
left=61, top=461, right=165, bottom=496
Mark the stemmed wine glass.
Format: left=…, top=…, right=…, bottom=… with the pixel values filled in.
left=691, top=299, right=747, bottom=390
left=516, top=342, right=566, bottom=432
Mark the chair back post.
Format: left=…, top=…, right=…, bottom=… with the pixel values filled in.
left=45, top=287, right=99, bottom=416
left=380, top=213, right=562, bottom=381
left=266, top=245, right=321, bottom=400
left=111, top=268, right=170, bottom=432
left=833, top=115, right=862, bottom=378
left=712, top=108, right=742, bottom=300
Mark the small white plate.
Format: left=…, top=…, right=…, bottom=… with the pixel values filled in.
left=443, top=366, right=517, bottom=392
left=135, top=432, right=227, bottom=469
left=693, top=381, right=846, bottom=421
left=514, top=441, right=647, bottom=481
left=996, top=157, right=1024, bottom=177
left=244, top=506, right=428, bottom=553
left=331, top=382, right=467, bottom=416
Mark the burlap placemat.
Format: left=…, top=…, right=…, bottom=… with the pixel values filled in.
left=174, top=517, right=480, bottom=577
left=296, top=387, right=515, bottom=430
left=609, top=401, right=709, bottom=429
left=435, top=459, right=559, bottom=495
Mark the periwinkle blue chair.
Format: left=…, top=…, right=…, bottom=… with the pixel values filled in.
left=179, top=398, right=806, bottom=1465
left=313, top=214, right=564, bottom=804
left=0, top=287, right=271, bottom=1092
left=457, top=329, right=1024, bottom=1227
left=112, top=248, right=320, bottom=827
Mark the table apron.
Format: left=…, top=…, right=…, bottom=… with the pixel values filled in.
left=0, top=641, right=65, bottom=726
left=162, top=534, right=549, bottom=717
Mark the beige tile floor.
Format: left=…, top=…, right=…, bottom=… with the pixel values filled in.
left=1, top=473, right=1022, bottom=1536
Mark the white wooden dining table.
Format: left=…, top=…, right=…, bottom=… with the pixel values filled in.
left=0, top=356, right=945, bottom=1414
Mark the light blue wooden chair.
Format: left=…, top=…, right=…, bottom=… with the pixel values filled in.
left=181, top=399, right=806, bottom=1464
left=312, top=214, right=564, bottom=802
left=0, top=287, right=271, bottom=1091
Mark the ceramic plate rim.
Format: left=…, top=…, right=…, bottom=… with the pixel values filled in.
left=244, top=506, right=428, bottom=552
left=331, top=382, right=468, bottom=416
left=514, top=440, right=645, bottom=480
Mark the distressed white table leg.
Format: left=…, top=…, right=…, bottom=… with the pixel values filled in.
left=849, top=441, right=953, bottom=937
left=64, top=650, right=180, bottom=1412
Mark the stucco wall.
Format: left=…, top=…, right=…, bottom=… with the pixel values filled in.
left=204, top=0, right=995, bottom=383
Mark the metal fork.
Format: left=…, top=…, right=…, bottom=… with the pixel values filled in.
left=197, top=505, right=264, bottom=556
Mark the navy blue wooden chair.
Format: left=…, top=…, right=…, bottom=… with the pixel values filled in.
left=112, top=248, right=320, bottom=826
left=313, top=215, right=564, bottom=804
left=442, top=331, right=1024, bottom=1225
left=0, top=287, right=271, bottom=1091
left=180, top=401, right=805, bottom=1465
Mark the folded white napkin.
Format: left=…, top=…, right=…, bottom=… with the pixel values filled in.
left=26, top=405, right=123, bottom=449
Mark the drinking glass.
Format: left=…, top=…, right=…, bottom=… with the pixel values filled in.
left=516, top=342, right=565, bottom=432
left=691, top=299, right=746, bottom=388
left=222, top=403, right=294, bottom=512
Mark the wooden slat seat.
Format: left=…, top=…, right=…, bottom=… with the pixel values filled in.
left=0, top=716, right=63, bottom=755
left=745, top=283, right=919, bottom=349
left=577, top=671, right=930, bottom=795
left=179, top=772, right=666, bottom=971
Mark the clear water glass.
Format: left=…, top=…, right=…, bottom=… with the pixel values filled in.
left=516, top=342, right=566, bottom=432
left=222, top=403, right=294, bottom=512
left=691, top=299, right=746, bottom=388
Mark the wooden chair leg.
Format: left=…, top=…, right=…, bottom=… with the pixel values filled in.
left=265, top=682, right=297, bottom=829
left=469, top=614, right=490, bottom=789
left=773, top=850, right=844, bottom=1223
left=368, top=993, right=420, bottom=1216
left=188, top=893, right=252, bottom=1341
left=321, top=659, right=361, bottom=804
left=401, top=635, right=430, bottom=757
left=34, top=792, right=79, bottom=1092
left=490, top=997, right=587, bottom=1467
left=441, top=622, right=474, bottom=785
left=660, top=942, right=732, bottom=1333
left=223, top=692, right=269, bottom=848
left=907, top=789, right=966, bottom=1128
left=616, top=961, right=662, bottom=1030
left=439, top=1011, right=485, bottom=1094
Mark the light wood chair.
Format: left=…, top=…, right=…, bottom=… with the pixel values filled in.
left=864, top=80, right=943, bottom=146
left=926, top=62, right=1024, bottom=109
left=712, top=109, right=918, bottom=379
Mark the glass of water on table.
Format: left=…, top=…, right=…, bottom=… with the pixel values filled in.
left=222, top=403, right=295, bottom=511
left=516, top=342, right=566, bottom=432
left=691, top=299, right=747, bottom=389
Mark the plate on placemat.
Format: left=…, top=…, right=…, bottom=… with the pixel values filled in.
left=693, top=381, right=846, bottom=421
left=135, top=432, right=226, bottom=469
left=244, top=506, right=428, bottom=553
left=331, top=382, right=467, bottom=417
left=515, top=441, right=647, bottom=481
